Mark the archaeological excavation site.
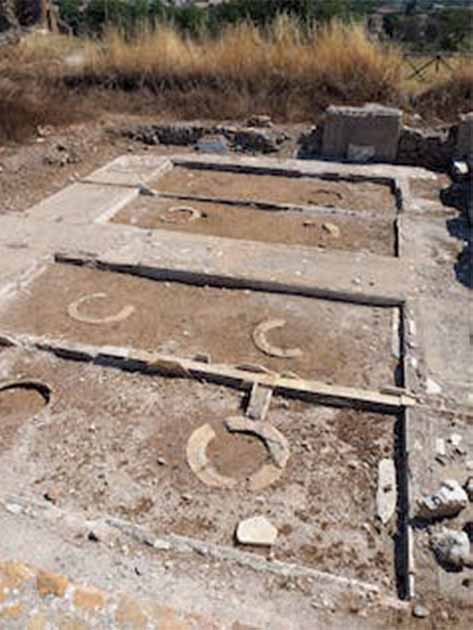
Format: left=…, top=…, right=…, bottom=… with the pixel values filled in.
left=0, top=103, right=472, bottom=629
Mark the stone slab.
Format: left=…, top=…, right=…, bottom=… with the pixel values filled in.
left=321, top=104, right=403, bottom=163
left=83, top=154, right=172, bottom=186
left=24, top=182, right=138, bottom=224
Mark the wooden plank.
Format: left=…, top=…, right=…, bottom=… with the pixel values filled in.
left=0, top=333, right=416, bottom=412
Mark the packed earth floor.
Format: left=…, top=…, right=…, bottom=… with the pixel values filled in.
left=0, top=122, right=472, bottom=629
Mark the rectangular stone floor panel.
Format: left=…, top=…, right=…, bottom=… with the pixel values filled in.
left=112, top=197, right=396, bottom=257
left=152, top=165, right=398, bottom=214
left=0, top=349, right=399, bottom=589
left=0, top=263, right=399, bottom=390
left=414, top=298, right=473, bottom=406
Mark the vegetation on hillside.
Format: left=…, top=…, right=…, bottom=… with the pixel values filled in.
left=52, top=0, right=473, bottom=52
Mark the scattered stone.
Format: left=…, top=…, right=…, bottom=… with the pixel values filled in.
left=465, top=477, right=473, bottom=501
left=448, top=433, right=463, bottom=448
left=322, top=222, right=341, bottom=238
left=5, top=502, right=23, bottom=515
left=417, top=479, right=468, bottom=520
left=196, top=134, right=229, bottom=155
left=246, top=382, right=273, bottom=421
left=233, top=128, right=286, bottom=154
left=376, top=458, right=397, bottom=524
left=44, top=143, right=80, bottom=167
left=425, top=377, right=442, bottom=395
left=431, top=528, right=471, bottom=569
left=466, top=461, right=473, bottom=472
left=412, top=604, right=429, bottom=619
left=247, top=114, right=273, bottom=128
left=157, top=457, right=167, bottom=466
left=138, top=183, right=156, bottom=197
left=435, top=438, right=446, bottom=458
left=43, top=487, right=60, bottom=504
left=153, top=539, right=171, bottom=551
left=236, top=516, right=278, bottom=547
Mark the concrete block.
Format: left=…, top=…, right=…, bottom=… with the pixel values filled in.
left=322, top=104, right=402, bottom=163
left=455, top=112, right=473, bottom=159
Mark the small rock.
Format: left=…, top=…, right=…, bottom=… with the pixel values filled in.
left=412, top=604, right=429, bottom=619
left=138, top=184, right=156, bottom=197
left=44, top=487, right=60, bottom=504
left=236, top=516, right=278, bottom=546
left=426, top=377, right=442, bottom=394
left=431, top=528, right=471, bottom=569
left=153, top=539, right=171, bottom=551
left=417, top=479, right=468, bottom=519
left=247, top=114, right=273, bottom=128
left=157, top=457, right=167, bottom=466
left=435, top=438, right=446, bottom=458
left=5, top=502, right=23, bottom=515
left=465, top=477, right=473, bottom=501
left=322, top=222, right=341, bottom=238
left=376, top=458, right=397, bottom=524
left=448, top=433, right=463, bottom=448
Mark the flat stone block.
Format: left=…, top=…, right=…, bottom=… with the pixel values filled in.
left=455, top=112, right=473, bottom=159
left=322, top=104, right=402, bottom=163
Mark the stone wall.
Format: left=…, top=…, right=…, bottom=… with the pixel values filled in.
left=396, top=125, right=457, bottom=172
left=297, top=104, right=472, bottom=172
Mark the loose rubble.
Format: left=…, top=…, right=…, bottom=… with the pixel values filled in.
left=430, top=528, right=472, bottom=570
left=417, top=480, right=468, bottom=520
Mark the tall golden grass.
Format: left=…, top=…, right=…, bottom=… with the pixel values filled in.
left=75, top=17, right=403, bottom=101
left=0, top=18, right=471, bottom=140
left=417, top=59, right=473, bottom=121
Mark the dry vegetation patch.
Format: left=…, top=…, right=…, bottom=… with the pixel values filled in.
left=416, top=61, right=473, bottom=122
left=0, top=19, right=471, bottom=140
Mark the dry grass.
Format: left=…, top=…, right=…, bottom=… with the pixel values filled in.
left=0, top=19, right=470, bottom=141
left=416, top=59, right=473, bottom=122
left=64, top=18, right=403, bottom=120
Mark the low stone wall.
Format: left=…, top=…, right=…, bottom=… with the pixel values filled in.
left=122, top=123, right=288, bottom=154
left=298, top=105, right=472, bottom=172
left=396, top=125, right=456, bottom=172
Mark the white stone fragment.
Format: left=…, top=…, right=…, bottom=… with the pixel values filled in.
left=417, top=479, right=468, bottom=520
left=236, top=516, right=278, bottom=547
left=426, top=378, right=442, bottom=394
left=376, top=458, right=397, bottom=524
left=435, top=438, right=446, bottom=458
left=448, top=434, right=463, bottom=448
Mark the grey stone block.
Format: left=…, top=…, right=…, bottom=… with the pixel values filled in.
left=456, top=112, right=473, bottom=159
left=322, top=104, right=402, bottom=163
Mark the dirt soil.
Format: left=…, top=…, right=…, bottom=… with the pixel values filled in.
left=0, top=263, right=399, bottom=390
left=154, top=166, right=397, bottom=213
left=1, top=349, right=398, bottom=588
left=113, top=197, right=396, bottom=257
left=0, top=386, right=46, bottom=453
